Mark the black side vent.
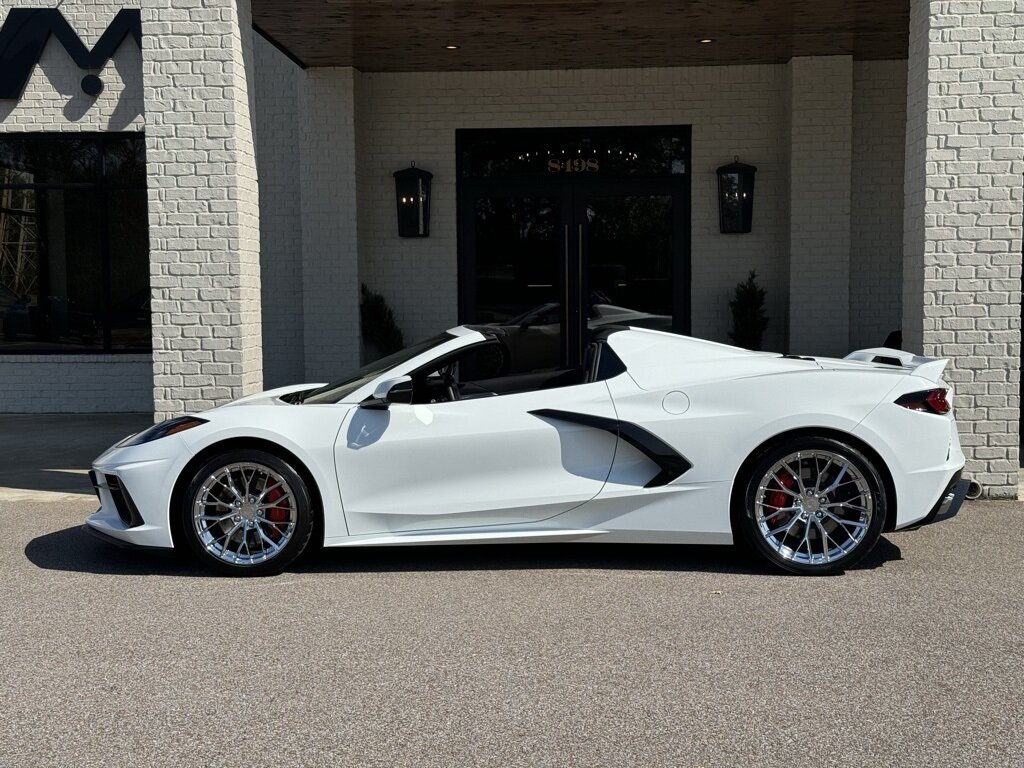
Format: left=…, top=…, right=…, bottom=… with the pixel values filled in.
left=105, top=474, right=143, bottom=528
left=871, top=356, right=905, bottom=367
left=529, top=409, right=692, bottom=488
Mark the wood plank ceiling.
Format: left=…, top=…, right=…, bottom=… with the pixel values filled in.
left=251, top=0, right=910, bottom=71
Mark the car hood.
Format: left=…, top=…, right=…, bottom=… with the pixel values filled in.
left=218, top=382, right=326, bottom=408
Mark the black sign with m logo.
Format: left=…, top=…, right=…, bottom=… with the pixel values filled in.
left=0, top=9, right=141, bottom=99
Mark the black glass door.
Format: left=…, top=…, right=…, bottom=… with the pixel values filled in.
left=458, top=126, right=691, bottom=371
left=460, top=180, right=574, bottom=373
left=576, top=177, right=689, bottom=337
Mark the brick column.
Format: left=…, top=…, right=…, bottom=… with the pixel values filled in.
left=141, top=0, right=263, bottom=420
left=297, top=68, right=361, bottom=382
left=903, top=0, right=1024, bottom=497
left=787, top=56, right=854, bottom=357
left=252, top=35, right=305, bottom=389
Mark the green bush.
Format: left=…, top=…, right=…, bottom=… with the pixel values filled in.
left=728, top=270, right=769, bottom=351
left=360, top=284, right=404, bottom=358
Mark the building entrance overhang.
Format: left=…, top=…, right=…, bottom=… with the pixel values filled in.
left=251, top=0, right=910, bottom=71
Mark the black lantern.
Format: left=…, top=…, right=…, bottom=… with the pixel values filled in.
left=716, top=157, right=757, bottom=234
left=393, top=163, right=432, bottom=237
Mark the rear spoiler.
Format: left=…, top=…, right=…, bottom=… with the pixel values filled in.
left=844, top=347, right=949, bottom=383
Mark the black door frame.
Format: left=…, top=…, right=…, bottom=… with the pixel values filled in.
left=456, top=126, right=692, bottom=366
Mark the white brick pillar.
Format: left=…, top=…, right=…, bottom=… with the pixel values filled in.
left=142, top=0, right=263, bottom=419
left=903, top=0, right=1024, bottom=498
left=787, top=56, right=854, bottom=357
left=297, top=68, right=361, bottom=381
left=252, top=35, right=305, bottom=389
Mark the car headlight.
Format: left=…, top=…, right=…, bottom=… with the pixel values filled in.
left=122, top=416, right=208, bottom=446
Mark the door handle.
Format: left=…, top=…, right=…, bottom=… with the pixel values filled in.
left=578, top=223, right=584, bottom=361
left=563, top=224, right=570, bottom=364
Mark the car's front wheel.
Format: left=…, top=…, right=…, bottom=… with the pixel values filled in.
left=180, top=449, right=315, bottom=576
left=734, top=436, right=886, bottom=575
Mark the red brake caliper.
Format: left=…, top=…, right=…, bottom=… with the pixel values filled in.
left=263, top=486, right=287, bottom=541
left=765, top=470, right=797, bottom=524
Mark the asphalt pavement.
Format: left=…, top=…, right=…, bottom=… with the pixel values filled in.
left=0, top=414, right=151, bottom=502
left=1, top=492, right=1023, bottom=767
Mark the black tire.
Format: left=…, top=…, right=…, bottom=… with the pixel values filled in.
left=732, top=436, right=886, bottom=575
left=180, top=449, right=315, bottom=576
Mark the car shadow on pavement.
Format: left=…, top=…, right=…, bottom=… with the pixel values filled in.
left=25, top=525, right=903, bottom=578
left=25, top=526, right=204, bottom=577
left=302, top=536, right=903, bottom=576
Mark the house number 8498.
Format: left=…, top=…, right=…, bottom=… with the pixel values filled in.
left=547, top=157, right=599, bottom=173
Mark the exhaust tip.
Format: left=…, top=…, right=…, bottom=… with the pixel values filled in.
left=964, top=479, right=983, bottom=501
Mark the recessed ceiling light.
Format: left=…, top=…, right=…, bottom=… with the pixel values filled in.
left=445, top=44, right=459, bottom=50
left=697, top=38, right=714, bottom=44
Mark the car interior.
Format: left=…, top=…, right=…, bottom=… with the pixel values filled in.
left=407, top=335, right=625, bottom=404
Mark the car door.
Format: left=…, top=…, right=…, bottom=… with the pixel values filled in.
left=334, top=365, right=617, bottom=536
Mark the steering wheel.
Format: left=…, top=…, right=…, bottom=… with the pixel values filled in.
left=441, top=363, right=459, bottom=401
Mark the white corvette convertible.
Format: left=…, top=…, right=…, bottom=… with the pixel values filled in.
left=86, top=326, right=967, bottom=576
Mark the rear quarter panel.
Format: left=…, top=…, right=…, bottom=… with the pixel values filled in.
left=853, top=376, right=964, bottom=527
left=608, top=366, right=907, bottom=485
left=596, top=365, right=912, bottom=538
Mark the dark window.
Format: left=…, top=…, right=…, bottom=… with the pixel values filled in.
left=0, top=133, right=149, bottom=353
left=409, top=337, right=616, bottom=404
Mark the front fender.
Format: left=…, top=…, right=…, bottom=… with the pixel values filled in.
left=180, top=403, right=353, bottom=541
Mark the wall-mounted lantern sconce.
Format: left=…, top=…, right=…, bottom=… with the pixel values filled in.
left=393, top=163, right=432, bottom=237
left=716, top=157, right=757, bottom=234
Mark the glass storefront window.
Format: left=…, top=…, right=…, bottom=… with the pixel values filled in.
left=0, top=134, right=150, bottom=353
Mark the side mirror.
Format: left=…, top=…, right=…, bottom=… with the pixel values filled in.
left=361, top=375, right=414, bottom=410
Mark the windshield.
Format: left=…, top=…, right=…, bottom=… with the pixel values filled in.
left=299, top=333, right=455, bottom=405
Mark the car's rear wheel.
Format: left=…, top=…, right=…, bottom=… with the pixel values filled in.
left=180, top=449, right=315, bottom=576
left=734, top=436, right=886, bottom=575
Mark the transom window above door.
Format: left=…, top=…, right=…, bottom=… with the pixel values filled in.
left=458, top=126, right=689, bottom=180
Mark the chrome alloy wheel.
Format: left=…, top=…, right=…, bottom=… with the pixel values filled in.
left=192, top=462, right=297, bottom=566
left=754, top=450, right=874, bottom=566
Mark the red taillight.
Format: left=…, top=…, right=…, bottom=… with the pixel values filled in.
left=896, top=388, right=950, bottom=415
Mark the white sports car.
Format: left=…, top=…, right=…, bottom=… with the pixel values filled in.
left=86, top=326, right=967, bottom=576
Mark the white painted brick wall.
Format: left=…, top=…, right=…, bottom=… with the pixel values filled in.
left=252, top=34, right=304, bottom=388
left=903, top=0, right=930, bottom=357
left=141, top=0, right=263, bottom=420
left=0, top=0, right=151, bottom=413
left=348, top=63, right=907, bottom=356
left=851, top=60, right=908, bottom=350
left=904, top=0, right=1024, bottom=498
left=354, top=65, right=793, bottom=353
left=0, top=0, right=144, bottom=131
left=788, top=56, right=853, bottom=357
left=0, top=355, right=152, bottom=412
left=298, top=68, right=360, bottom=381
